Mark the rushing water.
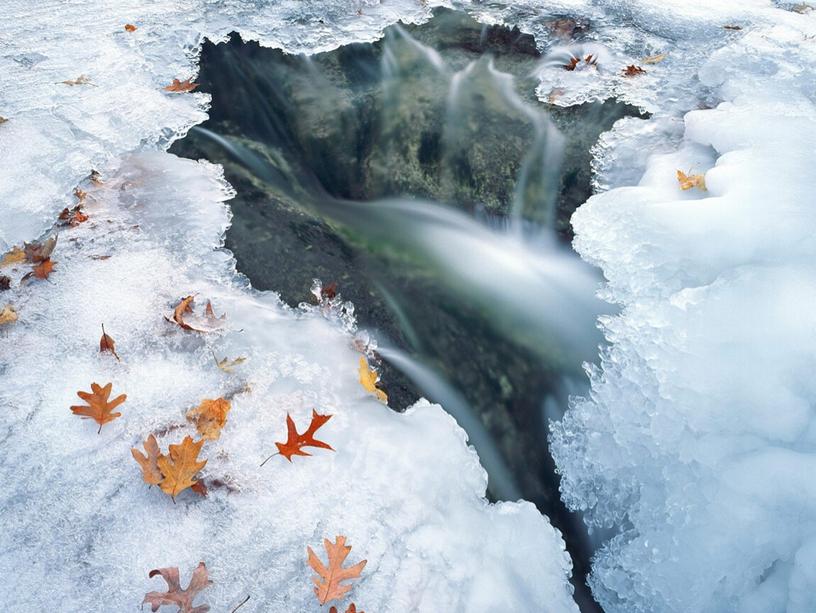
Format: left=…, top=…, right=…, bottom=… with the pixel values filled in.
left=171, top=9, right=641, bottom=610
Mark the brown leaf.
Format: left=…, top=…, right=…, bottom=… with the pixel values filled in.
left=166, top=296, right=225, bottom=333
left=642, top=53, right=667, bottom=64
left=157, top=435, right=207, bottom=499
left=60, top=75, right=94, bottom=86
left=31, top=257, right=55, bottom=280
left=164, top=78, right=199, bottom=93
left=676, top=169, right=707, bottom=191
left=722, top=24, right=743, bottom=30
left=264, top=410, right=333, bottom=464
left=143, top=561, right=212, bottom=613
left=330, top=605, right=363, bottom=613
left=124, top=23, right=138, bottom=32
left=0, top=304, right=18, bottom=326
left=0, top=276, right=9, bottom=291
left=131, top=434, right=164, bottom=486
left=622, top=64, right=646, bottom=77
left=24, top=236, right=57, bottom=263
left=186, top=398, right=231, bottom=440
left=321, top=281, right=338, bottom=301
left=358, top=356, right=387, bottom=402
left=190, top=480, right=208, bottom=497
left=70, top=382, right=126, bottom=433
left=99, top=323, right=120, bottom=360
left=59, top=205, right=89, bottom=226
left=1, top=246, right=26, bottom=267
left=0, top=116, right=7, bottom=124
left=308, top=536, right=367, bottom=605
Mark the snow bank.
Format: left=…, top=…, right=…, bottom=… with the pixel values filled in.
left=551, top=3, right=816, bottom=612
left=0, top=1, right=577, bottom=612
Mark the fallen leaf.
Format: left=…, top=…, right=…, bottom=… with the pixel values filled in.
left=0, top=304, right=18, bottom=326
left=164, top=78, right=198, bottom=93
left=186, top=398, right=231, bottom=440
left=60, top=74, right=94, bottom=86
left=0, top=116, right=7, bottom=124
left=190, top=481, right=208, bottom=497
left=132, top=434, right=163, bottom=486
left=213, top=352, right=246, bottom=373
left=262, top=410, right=333, bottom=465
left=0, top=276, right=9, bottom=291
left=58, top=206, right=89, bottom=226
left=642, top=53, right=667, bottom=64
left=321, top=281, right=338, bottom=301
left=157, top=435, right=207, bottom=499
left=124, top=23, right=137, bottom=32
left=24, top=236, right=57, bottom=263
left=89, top=169, right=103, bottom=185
left=622, top=64, right=646, bottom=77
left=1, top=246, right=26, bottom=267
left=70, top=382, right=126, bottom=433
left=100, top=323, right=120, bottom=361
left=143, top=561, right=212, bottom=613
left=29, top=257, right=55, bottom=280
left=722, top=24, right=742, bottom=30
left=330, top=605, right=363, bottom=613
left=308, top=536, right=367, bottom=605
left=676, top=169, right=707, bottom=191
left=358, top=356, right=387, bottom=402
left=167, top=295, right=225, bottom=332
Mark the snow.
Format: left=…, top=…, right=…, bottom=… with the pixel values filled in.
left=0, top=1, right=578, bottom=612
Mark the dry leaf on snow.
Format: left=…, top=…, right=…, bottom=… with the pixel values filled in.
left=24, top=236, right=57, bottom=263
left=358, top=356, right=387, bottom=402
left=308, top=536, right=367, bottom=605
left=1, top=246, right=26, bottom=266
left=0, top=276, right=10, bottom=291
left=143, top=561, right=212, bottom=613
left=132, top=434, right=164, bottom=486
left=0, top=304, right=18, bottom=326
left=642, top=53, right=667, bottom=64
left=330, top=604, right=363, bottom=613
left=186, top=397, right=231, bottom=440
left=166, top=296, right=225, bottom=333
left=677, top=169, right=707, bottom=191
left=164, top=78, right=198, bottom=93
left=70, top=382, right=126, bottom=433
left=124, top=24, right=137, bottom=32
left=622, top=64, right=646, bottom=77
left=262, top=410, right=333, bottom=466
left=99, top=324, right=120, bottom=360
left=156, top=435, right=207, bottom=499
left=59, top=205, right=88, bottom=227
left=60, top=75, right=94, bottom=86
left=213, top=352, right=246, bottom=373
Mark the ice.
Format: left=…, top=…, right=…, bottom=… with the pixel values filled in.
left=551, top=3, right=816, bottom=612
left=0, top=1, right=578, bottom=612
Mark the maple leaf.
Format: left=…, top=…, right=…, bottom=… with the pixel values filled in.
left=676, top=169, right=707, bottom=191
left=186, top=398, right=231, bottom=440
left=1, top=246, right=26, bottom=266
left=124, top=23, right=137, bottom=32
left=0, top=304, right=18, bottom=326
left=143, top=561, right=212, bottom=613
left=358, top=357, right=387, bottom=403
left=308, top=536, right=367, bottom=605
left=60, top=75, right=95, bottom=86
left=24, top=236, right=57, bottom=263
left=157, top=435, right=207, bottom=499
left=622, top=64, right=646, bottom=77
left=166, top=296, right=225, bottom=332
left=164, top=78, right=199, bottom=93
left=99, top=323, right=120, bottom=361
left=132, top=434, right=163, bottom=486
left=642, top=53, right=667, bottom=64
left=261, top=410, right=333, bottom=466
left=0, top=276, right=10, bottom=291
left=330, top=605, right=363, bottom=613
left=70, top=382, right=127, bottom=433
left=212, top=351, right=246, bottom=373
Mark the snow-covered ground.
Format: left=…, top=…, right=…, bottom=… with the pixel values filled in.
left=2, top=0, right=816, bottom=612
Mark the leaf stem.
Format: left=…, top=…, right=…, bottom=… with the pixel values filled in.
left=259, top=451, right=280, bottom=467
left=230, top=595, right=250, bottom=613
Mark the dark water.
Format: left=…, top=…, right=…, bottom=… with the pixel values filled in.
left=172, top=9, right=643, bottom=610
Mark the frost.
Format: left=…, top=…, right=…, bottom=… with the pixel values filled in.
left=0, top=1, right=578, bottom=612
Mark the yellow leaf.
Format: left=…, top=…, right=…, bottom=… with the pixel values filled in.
left=642, top=53, right=667, bottom=64
left=131, top=434, right=164, bottom=486
left=0, top=304, right=18, bottom=326
left=676, top=169, right=707, bottom=191
left=213, top=352, right=246, bottom=373
left=1, top=246, right=26, bottom=267
left=186, top=397, right=231, bottom=440
left=157, top=436, right=207, bottom=498
left=358, top=356, right=387, bottom=403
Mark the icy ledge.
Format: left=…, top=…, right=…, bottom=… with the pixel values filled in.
left=552, top=4, right=816, bottom=613
left=0, top=1, right=576, bottom=612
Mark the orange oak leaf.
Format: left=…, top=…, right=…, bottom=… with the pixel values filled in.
left=124, top=23, right=137, bottom=32
left=676, top=169, right=707, bottom=191
left=330, top=604, right=363, bottom=613
left=186, top=397, right=231, bottom=440
left=143, top=561, right=212, bottom=613
left=262, top=410, right=333, bottom=465
left=166, top=295, right=225, bottom=332
left=32, top=257, right=55, bottom=279
left=157, top=435, right=207, bottom=499
left=358, top=357, right=387, bottom=403
left=99, top=323, right=120, bottom=361
left=70, top=382, right=126, bottom=433
left=308, top=536, right=367, bottom=605
left=622, top=64, right=646, bottom=76
left=164, top=78, right=199, bottom=93
left=132, top=434, right=163, bottom=486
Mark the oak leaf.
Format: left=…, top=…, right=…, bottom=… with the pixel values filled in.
left=132, top=434, right=164, bottom=486
left=33, top=257, right=55, bottom=279
left=1, top=246, right=26, bottom=266
left=24, top=236, right=57, bottom=263
left=164, top=78, right=199, bottom=93
left=99, top=323, right=120, bottom=360
left=308, top=536, right=367, bottom=605
left=622, top=64, right=646, bottom=77
left=186, top=398, right=231, bottom=440
left=157, top=435, right=207, bottom=499
left=167, top=296, right=225, bottom=332
left=70, top=382, right=126, bottom=433
left=330, top=605, right=363, bottom=613
left=143, top=561, right=212, bottom=613
left=676, top=169, right=707, bottom=191
left=263, top=410, right=333, bottom=465
left=124, top=23, right=137, bottom=32
left=358, top=356, right=387, bottom=402
left=0, top=304, right=17, bottom=326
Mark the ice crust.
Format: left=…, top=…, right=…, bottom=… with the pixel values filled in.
left=0, top=2, right=580, bottom=612
left=551, top=3, right=816, bottom=613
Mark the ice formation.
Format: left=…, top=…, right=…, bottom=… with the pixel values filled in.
left=0, top=1, right=578, bottom=612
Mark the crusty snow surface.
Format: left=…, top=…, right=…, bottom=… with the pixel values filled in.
left=1, top=1, right=815, bottom=612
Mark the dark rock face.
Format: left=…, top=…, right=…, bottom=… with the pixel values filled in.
left=172, top=9, right=641, bottom=611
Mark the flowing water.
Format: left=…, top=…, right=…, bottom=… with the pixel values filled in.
left=171, top=9, right=643, bottom=610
